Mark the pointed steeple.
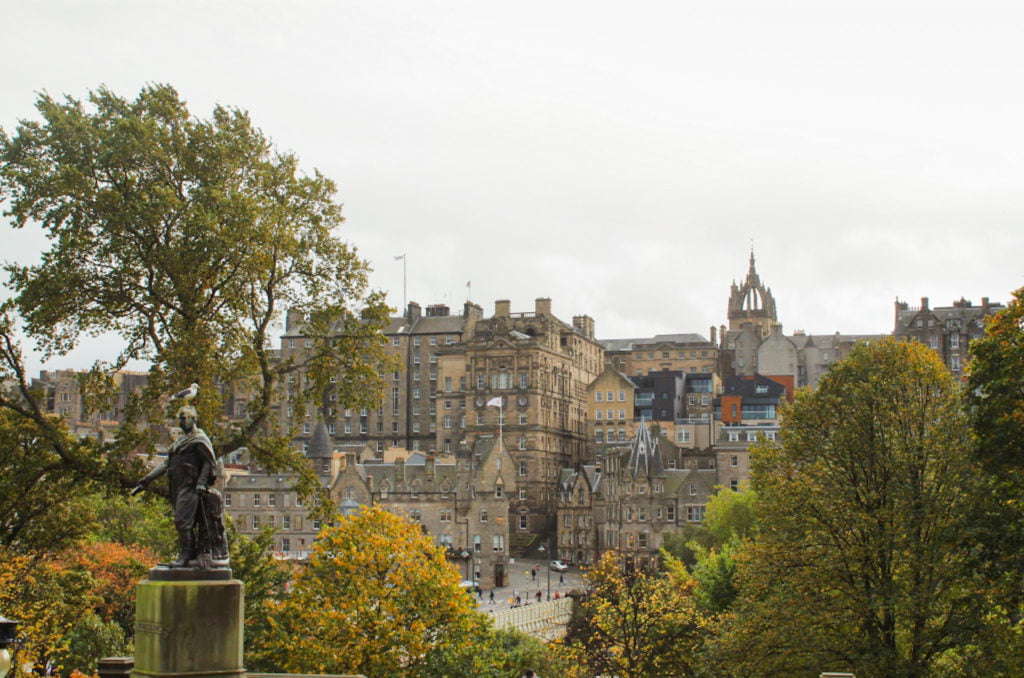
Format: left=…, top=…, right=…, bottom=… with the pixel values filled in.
left=728, top=250, right=778, bottom=335
left=627, top=419, right=665, bottom=479
left=309, top=420, right=332, bottom=459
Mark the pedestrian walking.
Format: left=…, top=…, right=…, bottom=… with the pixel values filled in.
left=559, top=573, right=564, bottom=585
left=489, top=590, right=495, bottom=604
left=535, top=590, right=542, bottom=603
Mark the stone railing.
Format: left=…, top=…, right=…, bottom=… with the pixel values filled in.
left=490, top=597, right=575, bottom=641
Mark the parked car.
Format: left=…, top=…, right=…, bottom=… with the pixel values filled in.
left=550, top=560, right=568, bottom=572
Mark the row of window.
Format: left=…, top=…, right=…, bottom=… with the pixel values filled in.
left=435, top=533, right=506, bottom=552
left=634, top=349, right=712, bottom=360
left=226, top=492, right=305, bottom=508
left=392, top=335, right=458, bottom=347
left=594, top=409, right=628, bottom=420
left=239, top=513, right=303, bottom=531
left=725, top=430, right=777, bottom=442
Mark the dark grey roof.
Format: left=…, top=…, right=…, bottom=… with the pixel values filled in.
left=308, top=420, right=332, bottom=458
left=627, top=421, right=665, bottom=478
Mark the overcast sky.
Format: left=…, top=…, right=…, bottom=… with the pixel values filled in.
left=3, top=1, right=1023, bottom=373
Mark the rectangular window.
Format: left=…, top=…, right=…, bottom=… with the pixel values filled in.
left=595, top=429, right=604, bottom=443
left=440, top=509, right=452, bottom=522
left=253, top=493, right=261, bottom=507
left=480, top=509, right=488, bottom=523
left=518, top=461, right=527, bottom=476
left=596, top=391, right=603, bottom=402
left=283, top=515, right=291, bottom=530
left=519, top=488, right=527, bottom=500
left=687, top=506, right=705, bottom=522
left=518, top=515, right=528, bottom=530
left=731, top=455, right=739, bottom=467
left=252, top=515, right=260, bottom=530
left=667, top=505, right=676, bottom=521
left=492, top=534, right=504, bottom=552
left=595, top=410, right=603, bottom=420
left=950, top=334, right=960, bottom=349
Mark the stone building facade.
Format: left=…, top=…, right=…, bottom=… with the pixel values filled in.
left=558, top=422, right=720, bottom=569
left=893, top=296, right=1004, bottom=375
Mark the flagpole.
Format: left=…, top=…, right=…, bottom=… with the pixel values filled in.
left=394, top=254, right=407, bottom=312
left=498, top=401, right=503, bottom=451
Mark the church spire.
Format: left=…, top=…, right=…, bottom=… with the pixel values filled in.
left=728, top=250, right=778, bottom=334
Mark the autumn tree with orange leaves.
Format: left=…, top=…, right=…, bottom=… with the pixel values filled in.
left=253, top=507, right=496, bottom=677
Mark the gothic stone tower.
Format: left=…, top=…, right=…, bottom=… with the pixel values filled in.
left=727, top=250, right=777, bottom=338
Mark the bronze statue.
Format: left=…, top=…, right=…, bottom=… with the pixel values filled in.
left=133, top=402, right=228, bottom=568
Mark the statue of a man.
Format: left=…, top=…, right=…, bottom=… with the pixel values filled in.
left=133, top=406, right=228, bottom=568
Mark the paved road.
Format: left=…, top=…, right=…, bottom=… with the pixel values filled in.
left=472, top=557, right=587, bottom=614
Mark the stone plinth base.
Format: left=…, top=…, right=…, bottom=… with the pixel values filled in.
left=133, top=575, right=245, bottom=678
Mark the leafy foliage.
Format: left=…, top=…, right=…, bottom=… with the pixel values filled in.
left=559, top=551, right=704, bottom=678
left=225, top=522, right=294, bottom=672
left=0, top=409, right=101, bottom=551
left=0, top=83, right=394, bottom=506
left=968, top=286, right=1024, bottom=473
left=710, top=338, right=999, bottom=677
left=253, top=507, right=492, bottom=677
left=966, top=286, right=1024, bottom=609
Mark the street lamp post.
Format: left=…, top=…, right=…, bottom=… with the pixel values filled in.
left=538, top=539, right=551, bottom=601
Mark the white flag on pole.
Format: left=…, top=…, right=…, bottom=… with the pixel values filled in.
left=486, top=396, right=503, bottom=407
left=394, top=254, right=405, bottom=261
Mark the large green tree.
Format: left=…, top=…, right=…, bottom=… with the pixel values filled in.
left=710, top=339, right=1001, bottom=677
left=0, top=84, right=392, bottom=506
left=966, top=286, right=1024, bottom=615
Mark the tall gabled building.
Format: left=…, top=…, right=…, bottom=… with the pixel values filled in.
left=893, top=296, right=1003, bottom=375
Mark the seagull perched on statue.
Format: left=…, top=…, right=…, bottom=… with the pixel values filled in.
left=170, top=383, right=199, bottom=404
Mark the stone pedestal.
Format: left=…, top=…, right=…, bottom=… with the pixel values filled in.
left=133, top=568, right=244, bottom=678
